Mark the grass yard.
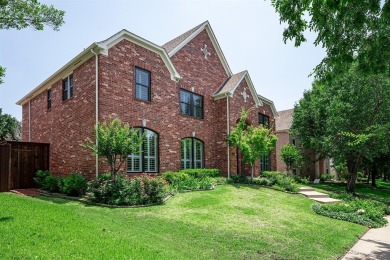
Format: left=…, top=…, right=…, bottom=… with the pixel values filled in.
left=0, top=185, right=366, bottom=259
left=307, top=181, right=390, bottom=204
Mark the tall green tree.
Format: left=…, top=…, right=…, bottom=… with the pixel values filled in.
left=0, top=0, right=65, bottom=84
left=280, top=144, right=303, bottom=173
left=271, top=0, right=390, bottom=79
left=0, top=108, right=19, bottom=140
left=292, top=69, right=390, bottom=193
left=228, top=109, right=277, bottom=178
left=82, top=118, right=145, bottom=178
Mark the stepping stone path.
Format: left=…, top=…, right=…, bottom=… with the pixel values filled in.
left=299, top=187, right=341, bottom=204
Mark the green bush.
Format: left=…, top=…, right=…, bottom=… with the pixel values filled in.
left=34, top=170, right=60, bottom=192
left=312, top=192, right=389, bottom=227
left=180, top=169, right=221, bottom=178
left=59, top=173, right=88, bottom=197
left=87, top=174, right=168, bottom=206
left=293, top=175, right=309, bottom=184
left=320, top=174, right=335, bottom=181
left=161, top=171, right=190, bottom=185
left=228, top=174, right=250, bottom=183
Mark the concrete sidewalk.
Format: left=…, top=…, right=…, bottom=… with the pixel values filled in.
left=342, top=216, right=390, bottom=260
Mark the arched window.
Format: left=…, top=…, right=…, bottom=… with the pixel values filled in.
left=181, top=138, right=204, bottom=169
left=127, top=128, right=158, bottom=173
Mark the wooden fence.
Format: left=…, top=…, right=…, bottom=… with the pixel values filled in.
left=0, top=141, right=49, bottom=192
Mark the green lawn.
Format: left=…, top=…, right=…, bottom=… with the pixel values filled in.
left=0, top=185, right=366, bottom=259
left=307, top=181, right=390, bottom=204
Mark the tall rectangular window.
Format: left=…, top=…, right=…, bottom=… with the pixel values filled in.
left=135, top=67, right=151, bottom=101
left=180, top=89, right=203, bottom=119
left=127, top=128, right=158, bottom=173
left=62, top=74, right=73, bottom=101
left=258, top=113, right=269, bottom=128
left=181, top=138, right=204, bottom=169
left=47, top=89, right=52, bottom=109
left=260, top=154, right=270, bottom=173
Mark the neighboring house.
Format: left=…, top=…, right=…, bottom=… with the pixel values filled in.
left=17, top=21, right=278, bottom=178
left=275, top=109, right=333, bottom=179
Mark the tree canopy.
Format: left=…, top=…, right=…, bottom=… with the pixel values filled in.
left=291, top=68, right=390, bottom=193
left=81, top=118, right=144, bottom=177
left=0, top=108, right=20, bottom=140
left=0, top=0, right=65, bottom=84
left=228, top=109, right=277, bottom=178
left=271, top=0, right=390, bottom=79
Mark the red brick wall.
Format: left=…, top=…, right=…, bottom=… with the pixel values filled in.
left=21, top=28, right=277, bottom=179
left=276, top=131, right=289, bottom=172
left=22, top=57, right=97, bottom=177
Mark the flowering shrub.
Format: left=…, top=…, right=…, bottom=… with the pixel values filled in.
left=87, top=174, right=168, bottom=206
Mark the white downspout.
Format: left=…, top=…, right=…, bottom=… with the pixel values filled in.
left=91, top=49, right=99, bottom=177
left=28, top=99, right=31, bottom=141
left=226, top=93, right=230, bottom=179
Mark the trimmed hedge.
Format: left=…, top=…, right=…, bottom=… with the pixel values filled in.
left=161, top=169, right=218, bottom=192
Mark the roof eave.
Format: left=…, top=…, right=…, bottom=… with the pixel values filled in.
left=16, top=43, right=101, bottom=106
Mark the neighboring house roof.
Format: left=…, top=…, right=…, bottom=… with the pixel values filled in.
left=258, top=94, right=279, bottom=117
left=213, top=70, right=262, bottom=107
left=162, top=21, right=233, bottom=77
left=17, top=29, right=182, bottom=106
left=275, top=109, right=294, bottom=131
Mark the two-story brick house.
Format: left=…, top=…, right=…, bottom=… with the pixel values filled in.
left=17, top=21, right=278, bottom=178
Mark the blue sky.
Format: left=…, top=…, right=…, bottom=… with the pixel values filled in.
left=0, top=0, right=325, bottom=120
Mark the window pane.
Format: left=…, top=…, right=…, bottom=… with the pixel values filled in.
left=193, top=95, right=202, bottom=106
left=180, top=91, right=191, bottom=104
left=193, top=105, right=202, bottom=118
left=180, top=103, right=191, bottom=115
left=143, top=130, right=157, bottom=172
left=181, top=138, right=192, bottom=169
left=136, top=84, right=149, bottom=100
left=136, top=69, right=149, bottom=86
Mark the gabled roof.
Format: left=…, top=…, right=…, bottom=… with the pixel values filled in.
left=275, top=109, right=294, bottom=131
left=213, top=70, right=262, bottom=107
left=17, top=29, right=182, bottom=106
left=162, top=21, right=233, bottom=77
left=258, top=95, right=279, bottom=118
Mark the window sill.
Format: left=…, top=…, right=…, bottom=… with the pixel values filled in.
left=180, top=113, right=204, bottom=121
left=135, top=98, right=152, bottom=104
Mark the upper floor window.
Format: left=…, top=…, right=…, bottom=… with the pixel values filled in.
left=62, top=74, right=73, bottom=101
left=47, top=89, right=52, bottom=109
left=180, top=89, right=203, bottom=119
left=135, top=67, right=151, bottom=101
left=127, top=128, right=158, bottom=173
left=258, top=113, right=269, bottom=128
left=181, top=138, right=204, bottom=169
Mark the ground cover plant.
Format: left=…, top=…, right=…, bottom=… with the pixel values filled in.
left=0, top=185, right=366, bottom=259
left=312, top=193, right=390, bottom=228
left=228, top=171, right=308, bottom=192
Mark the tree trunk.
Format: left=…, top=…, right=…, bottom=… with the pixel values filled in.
left=346, top=158, right=360, bottom=194
left=366, top=169, right=370, bottom=184
left=371, top=164, right=378, bottom=188
left=251, top=164, right=254, bottom=179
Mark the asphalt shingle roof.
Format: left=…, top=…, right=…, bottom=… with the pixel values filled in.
left=276, top=109, right=294, bottom=131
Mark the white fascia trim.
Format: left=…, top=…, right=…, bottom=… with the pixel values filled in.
left=168, top=21, right=233, bottom=77
left=98, top=30, right=181, bottom=81
left=16, top=43, right=101, bottom=106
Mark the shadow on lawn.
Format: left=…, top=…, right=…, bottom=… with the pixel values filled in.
left=34, top=195, right=75, bottom=205
left=0, top=216, right=14, bottom=222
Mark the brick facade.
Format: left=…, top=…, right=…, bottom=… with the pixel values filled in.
left=20, top=22, right=277, bottom=179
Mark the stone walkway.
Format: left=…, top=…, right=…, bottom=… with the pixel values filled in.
left=299, top=187, right=341, bottom=204
left=342, top=216, right=390, bottom=260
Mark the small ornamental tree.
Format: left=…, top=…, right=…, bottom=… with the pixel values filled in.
left=228, top=109, right=277, bottom=178
left=280, top=144, right=302, bottom=173
left=82, top=117, right=144, bottom=178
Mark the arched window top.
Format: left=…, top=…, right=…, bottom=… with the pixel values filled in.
left=127, top=127, right=158, bottom=173
left=181, top=137, right=204, bottom=169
